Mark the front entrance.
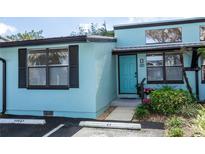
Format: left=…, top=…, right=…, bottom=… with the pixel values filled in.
left=119, top=55, right=137, bottom=94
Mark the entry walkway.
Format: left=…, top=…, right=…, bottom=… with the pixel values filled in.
left=105, top=98, right=140, bottom=121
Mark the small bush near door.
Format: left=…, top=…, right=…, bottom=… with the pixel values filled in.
left=167, top=127, right=184, bottom=137
left=166, top=116, right=183, bottom=128
left=134, top=105, right=150, bottom=120
left=150, top=87, right=196, bottom=116
left=165, top=116, right=184, bottom=137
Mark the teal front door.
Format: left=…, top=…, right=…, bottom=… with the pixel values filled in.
left=119, top=55, right=137, bottom=94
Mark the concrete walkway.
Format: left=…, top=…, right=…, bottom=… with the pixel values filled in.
left=111, top=98, right=141, bottom=107
left=105, top=98, right=139, bottom=121
left=105, top=106, right=135, bottom=121
left=73, top=127, right=164, bottom=137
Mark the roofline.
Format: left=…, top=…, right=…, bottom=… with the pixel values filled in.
left=112, top=42, right=205, bottom=55
left=0, top=36, right=11, bottom=42
left=114, top=17, right=205, bottom=30
left=0, top=35, right=116, bottom=48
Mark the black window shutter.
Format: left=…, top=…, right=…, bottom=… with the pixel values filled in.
left=69, top=45, right=79, bottom=88
left=18, top=48, right=27, bottom=88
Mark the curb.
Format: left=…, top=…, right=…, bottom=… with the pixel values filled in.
left=79, top=121, right=141, bottom=130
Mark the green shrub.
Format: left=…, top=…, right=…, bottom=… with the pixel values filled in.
left=150, top=87, right=196, bottom=115
left=178, top=103, right=201, bottom=118
left=135, top=105, right=150, bottom=120
left=195, top=107, right=205, bottom=135
left=166, top=116, right=183, bottom=128
left=168, top=127, right=184, bottom=137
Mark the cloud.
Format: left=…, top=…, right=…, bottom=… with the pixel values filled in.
left=0, top=23, right=16, bottom=35
left=128, top=17, right=185, bottom=23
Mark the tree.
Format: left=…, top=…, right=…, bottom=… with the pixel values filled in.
left=70, top=21, right=114, bottom=37
left=6, top=30, right=44, bottom=41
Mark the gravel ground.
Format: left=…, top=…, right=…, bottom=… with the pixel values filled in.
left=73, top=127, right=165, bottom=137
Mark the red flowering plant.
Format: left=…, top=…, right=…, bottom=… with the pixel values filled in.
left=142, top=98, right=151, bottom=104
left=141, top=98, right=152, bottom=111
left=144, top=88, right=154, bottom=95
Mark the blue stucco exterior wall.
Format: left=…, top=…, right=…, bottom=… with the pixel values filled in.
left=115, top=22, right=205, bottom=47
left=0, top=42, right=116, bottom=118
left=115, top=22, right=205, bottom=100
left=93, top=43, right=117, bottom=116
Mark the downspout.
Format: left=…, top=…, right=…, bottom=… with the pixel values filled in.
left=0, top=57, right=6, bottom=114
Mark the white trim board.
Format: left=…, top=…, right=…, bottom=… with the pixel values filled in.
left=0, top=118, right=46, bottom=125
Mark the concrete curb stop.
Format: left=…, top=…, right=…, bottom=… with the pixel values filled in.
left=0, top=118, right=46, bottom=125
left=79, top=121, right=141, bottom=130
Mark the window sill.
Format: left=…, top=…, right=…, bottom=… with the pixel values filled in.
left=27, top=85, right=69, bottom=90
left=147, top=81, right=184, bottom=84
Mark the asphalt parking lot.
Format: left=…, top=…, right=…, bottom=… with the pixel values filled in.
left=0, top=115, right=165, bottom=137
left=0, top=115, right=84, bottom=137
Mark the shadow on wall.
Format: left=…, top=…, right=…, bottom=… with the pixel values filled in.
left=95, top=47, right=117, bottom=114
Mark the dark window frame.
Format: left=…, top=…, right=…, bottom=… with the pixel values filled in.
left=146, top=51, right=184, bottom=84
left=201, top=65, right=205, bottom=84
left=27, top=47, right=69, bottom=89
left=145, top=27, right=182, bottom=44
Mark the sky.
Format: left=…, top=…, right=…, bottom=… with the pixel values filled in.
left=0, top=17, right=185, bottom=38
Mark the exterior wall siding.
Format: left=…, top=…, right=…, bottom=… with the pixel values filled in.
left=93, top=43, right=117, bottom=116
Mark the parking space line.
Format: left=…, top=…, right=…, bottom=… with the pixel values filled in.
left=43, top=124, right=65, bottom=137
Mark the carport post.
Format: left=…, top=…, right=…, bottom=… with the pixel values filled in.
left=0, top=57, right=6, bottom=114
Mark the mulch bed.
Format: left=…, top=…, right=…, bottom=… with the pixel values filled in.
left=132, top=114, right=166, bottom=130
left=132, top=113, right=167, bottom=123
left=97, top=106, right=116, bottom=120
left=140, top=121, right=165, bottom=130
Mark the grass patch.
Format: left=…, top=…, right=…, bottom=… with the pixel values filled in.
left=168, top=127, right=184, bottom=137
left=134, top=105, right=150, bottom=120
